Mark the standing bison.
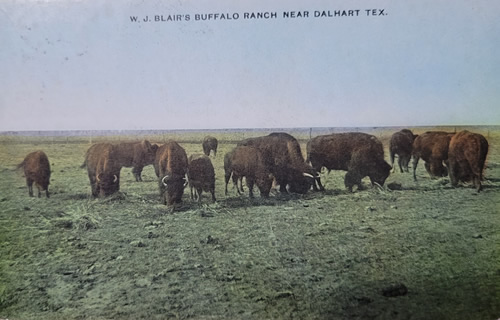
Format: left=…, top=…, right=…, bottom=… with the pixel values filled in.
left=187, top=154, right=216, bottom=203
left=306, top=132, right=391, bottom=192
left=224, top=146, right=273, bottom=198
left=390, top=129, right=418, bottom=173
left=202, top=136, right=218, bottom=157
left=17, top=150, right=51, bottom=198
left=81, top=143, right=121, bottom=197
left=448, top=130, right=489, bottom=192
left=237, top=132, right=315, bottom=194
left=114, top=140, right=158, bottom=182
left=412, top=131, right=455, bottom=181
left=155, top=141, right=189, bottom=206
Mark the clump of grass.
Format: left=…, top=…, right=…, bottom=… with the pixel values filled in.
left=65, top=201, right=101, bottom=230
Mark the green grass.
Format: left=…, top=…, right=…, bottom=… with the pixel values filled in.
left=1, top=127, right=499, bottom=319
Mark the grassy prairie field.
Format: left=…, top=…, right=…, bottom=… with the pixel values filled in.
left=0, top=126, right=499, bottom=320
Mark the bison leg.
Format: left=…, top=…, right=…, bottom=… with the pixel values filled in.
left=402, top=155, right=410, bottom=173
left=398, top=156, right=404, bottom=173
left=196, top=187, right=203, bottom=204
left=26, top=178, right=34, bottom=197
left=239, top=177, right=245, bottom=193
left=210, top=182, right=216, bottom=202
left=247, top=177, right=255, bottom=198
left=344, top=171, right=361, bottom=192
left=474, top=176, right=482, bottom=192
left=224, top=171, right=232, bottom=196
left=412, top=156, right=420, bottom=181
left=132, top=166, right=144, bottom=182
left=190, top=185, right=195, bottom=200
left=390, top=151, right=396, bottom=173
left=233, top=175, right=242, bottom=195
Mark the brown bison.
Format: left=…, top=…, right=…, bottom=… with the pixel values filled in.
left=187, top=154, right=216, bottom=203
left=237, top=132, right=315, bottom=194
left=114, top=140, right=158, bottom=182
left=223, top=149, right=243, bottom=194
left=202, top=136, right=218, bottom=157
left=17, top=150, right=51, bottom=198
left=306, top=132, right=392, bottom=192
left=224, top=146, right=273, bottom=198
left=81, top=143, right=121, bottom=197
left=155, top=141, right=189, bottom=206
left=448, top=130, right=489, bottom=192
left=412, top=131, right=455, bottom=181
left=389, top=129, right=418, bottom=173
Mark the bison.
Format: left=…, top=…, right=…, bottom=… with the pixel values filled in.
left=448, top=130, right=489, bottom=192
left=114, top=140, right=158, bottom=182
left=187, top=154, right=216, bottom=203
left=202, top=136, right=218, bottom=157
left=224, top=149, right=243, bottom=194
left=155, top=141, right=189, bottom=206
left=412, top=131, right=455, bottom=181
left=389, top=129, right=418, bottom=173
left=224, top=146, right=273, bottom=198
left=17, top=150, right=51, bottom=198
left=81, top=143, right=121, bottom=197
left=306, top=132, right=392, bottom=192
left=237, top=132, right=315, bottom=194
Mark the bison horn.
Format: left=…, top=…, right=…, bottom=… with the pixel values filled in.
left=303, top=173, right=315, bottom=179
left=373, top=182, right=384, bottom=190
left=113, top=175, right=118, bottom=183
left=183, top=177, right=188, bottom=188
left=162, top=175, right=169, bottom=187
left=96, top=174, right=101, bottom=182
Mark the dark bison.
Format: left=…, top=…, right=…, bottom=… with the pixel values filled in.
left=114, top=140, right=158, bottom=182
left=448, top=130, right=489, bottom=192
left=187, top=154, right=216, bottom=203
left=389, top=129, right=418, bottom=173
left=224, top=149, right=243, bottom=194
left=81, top=143, right=121, bottom=197
left=17, top=150, right=51, bottom=198
left=237, top=132, right=315, bottom=194
left=306, top=132, right=392, bottom=192
left=224, top=146, right=273, bottom=198
left=155, top=141, right=189, bottom=206
left=202, top=136, right=218, bottom=157
left=412, top=131, right=455, bottom=181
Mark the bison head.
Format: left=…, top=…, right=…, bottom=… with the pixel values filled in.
left=287, top=170, right=317, bottom=194
left=161, top=174, right=187, bottom=206
left=369, top=161, right=392, bottom=187
left=96, top=173, right=119, bottom=197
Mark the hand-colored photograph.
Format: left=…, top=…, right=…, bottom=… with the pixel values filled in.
left=1, top=1, right=499, bottom=319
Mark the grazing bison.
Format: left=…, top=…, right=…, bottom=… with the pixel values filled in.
left=412, top=131, right=455, bottom=181
left=237, top=132, right=315, bottom=194
left=187, top=154, right=216, bottom=203
left=155, top=141, right=188, bottom=206
left=81, top=143, right=121, bottom=197
left=114, top=140, right=158, bottom=182
left=448, top=130, right=489, bottom=192
left=202, top=136, right=218, bottom=157
left=17, top=150, right=51, bottom=198
left=224, top=146, right=273, bottom=198
left=224, top=149, right=244, bottom=195
left=390, top=129, right=418, bottom=173
left=307, top=132, right=392, bottom=192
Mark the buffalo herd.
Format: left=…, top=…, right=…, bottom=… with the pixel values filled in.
left=17, top=129, right=489, bottom=205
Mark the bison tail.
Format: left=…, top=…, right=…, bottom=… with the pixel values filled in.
left=15, top=161, right=25, bottom=170
left=80, top=160, right=87, bottom=169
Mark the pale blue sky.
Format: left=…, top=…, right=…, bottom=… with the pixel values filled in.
left=1, top=0, right=499, bottom=131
